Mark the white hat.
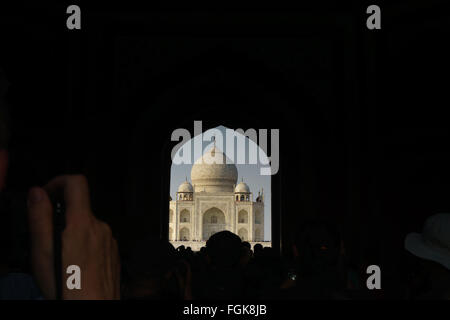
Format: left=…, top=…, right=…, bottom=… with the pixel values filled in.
left=405, top=213, right=450, bottom=270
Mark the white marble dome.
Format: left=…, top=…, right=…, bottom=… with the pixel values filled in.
left=191, top=146, right=238, bottom=192
left=178, top=180, right=193, bottom=193
left=235, top=181, right=250, bottom=193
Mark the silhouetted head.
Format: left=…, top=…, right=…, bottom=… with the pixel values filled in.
left=242, top=241, right=251, bottom=250
left=206, top=231, right=242, bottom=268
left=253, top=243, right=263, bottom=257
left=239, top=242, right=252, bottom=267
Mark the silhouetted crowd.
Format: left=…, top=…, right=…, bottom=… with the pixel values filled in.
left=119, top=217, right=450, bottom=300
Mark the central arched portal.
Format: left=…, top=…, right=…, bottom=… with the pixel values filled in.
left=202, top=207, right=226, bottom=240
left=180, top=227, right=190, bottom=241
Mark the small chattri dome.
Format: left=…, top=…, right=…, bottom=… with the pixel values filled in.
left=178, top=180, right=193, bottom=193
left=235, top=181, right=250, bottom=193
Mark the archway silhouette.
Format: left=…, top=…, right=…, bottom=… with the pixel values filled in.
left=127, top=43, right=324, bottom=255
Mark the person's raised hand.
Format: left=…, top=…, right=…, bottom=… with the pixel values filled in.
left=27, top=175, right=120, bottom=299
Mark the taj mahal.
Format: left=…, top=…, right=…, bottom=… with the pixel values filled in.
left=169, top=145, right=271, bottom=251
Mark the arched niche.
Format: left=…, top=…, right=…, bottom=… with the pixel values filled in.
left=238, top=210, right=248, bottom=223
left=180, top=209, right=190, bottom=223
